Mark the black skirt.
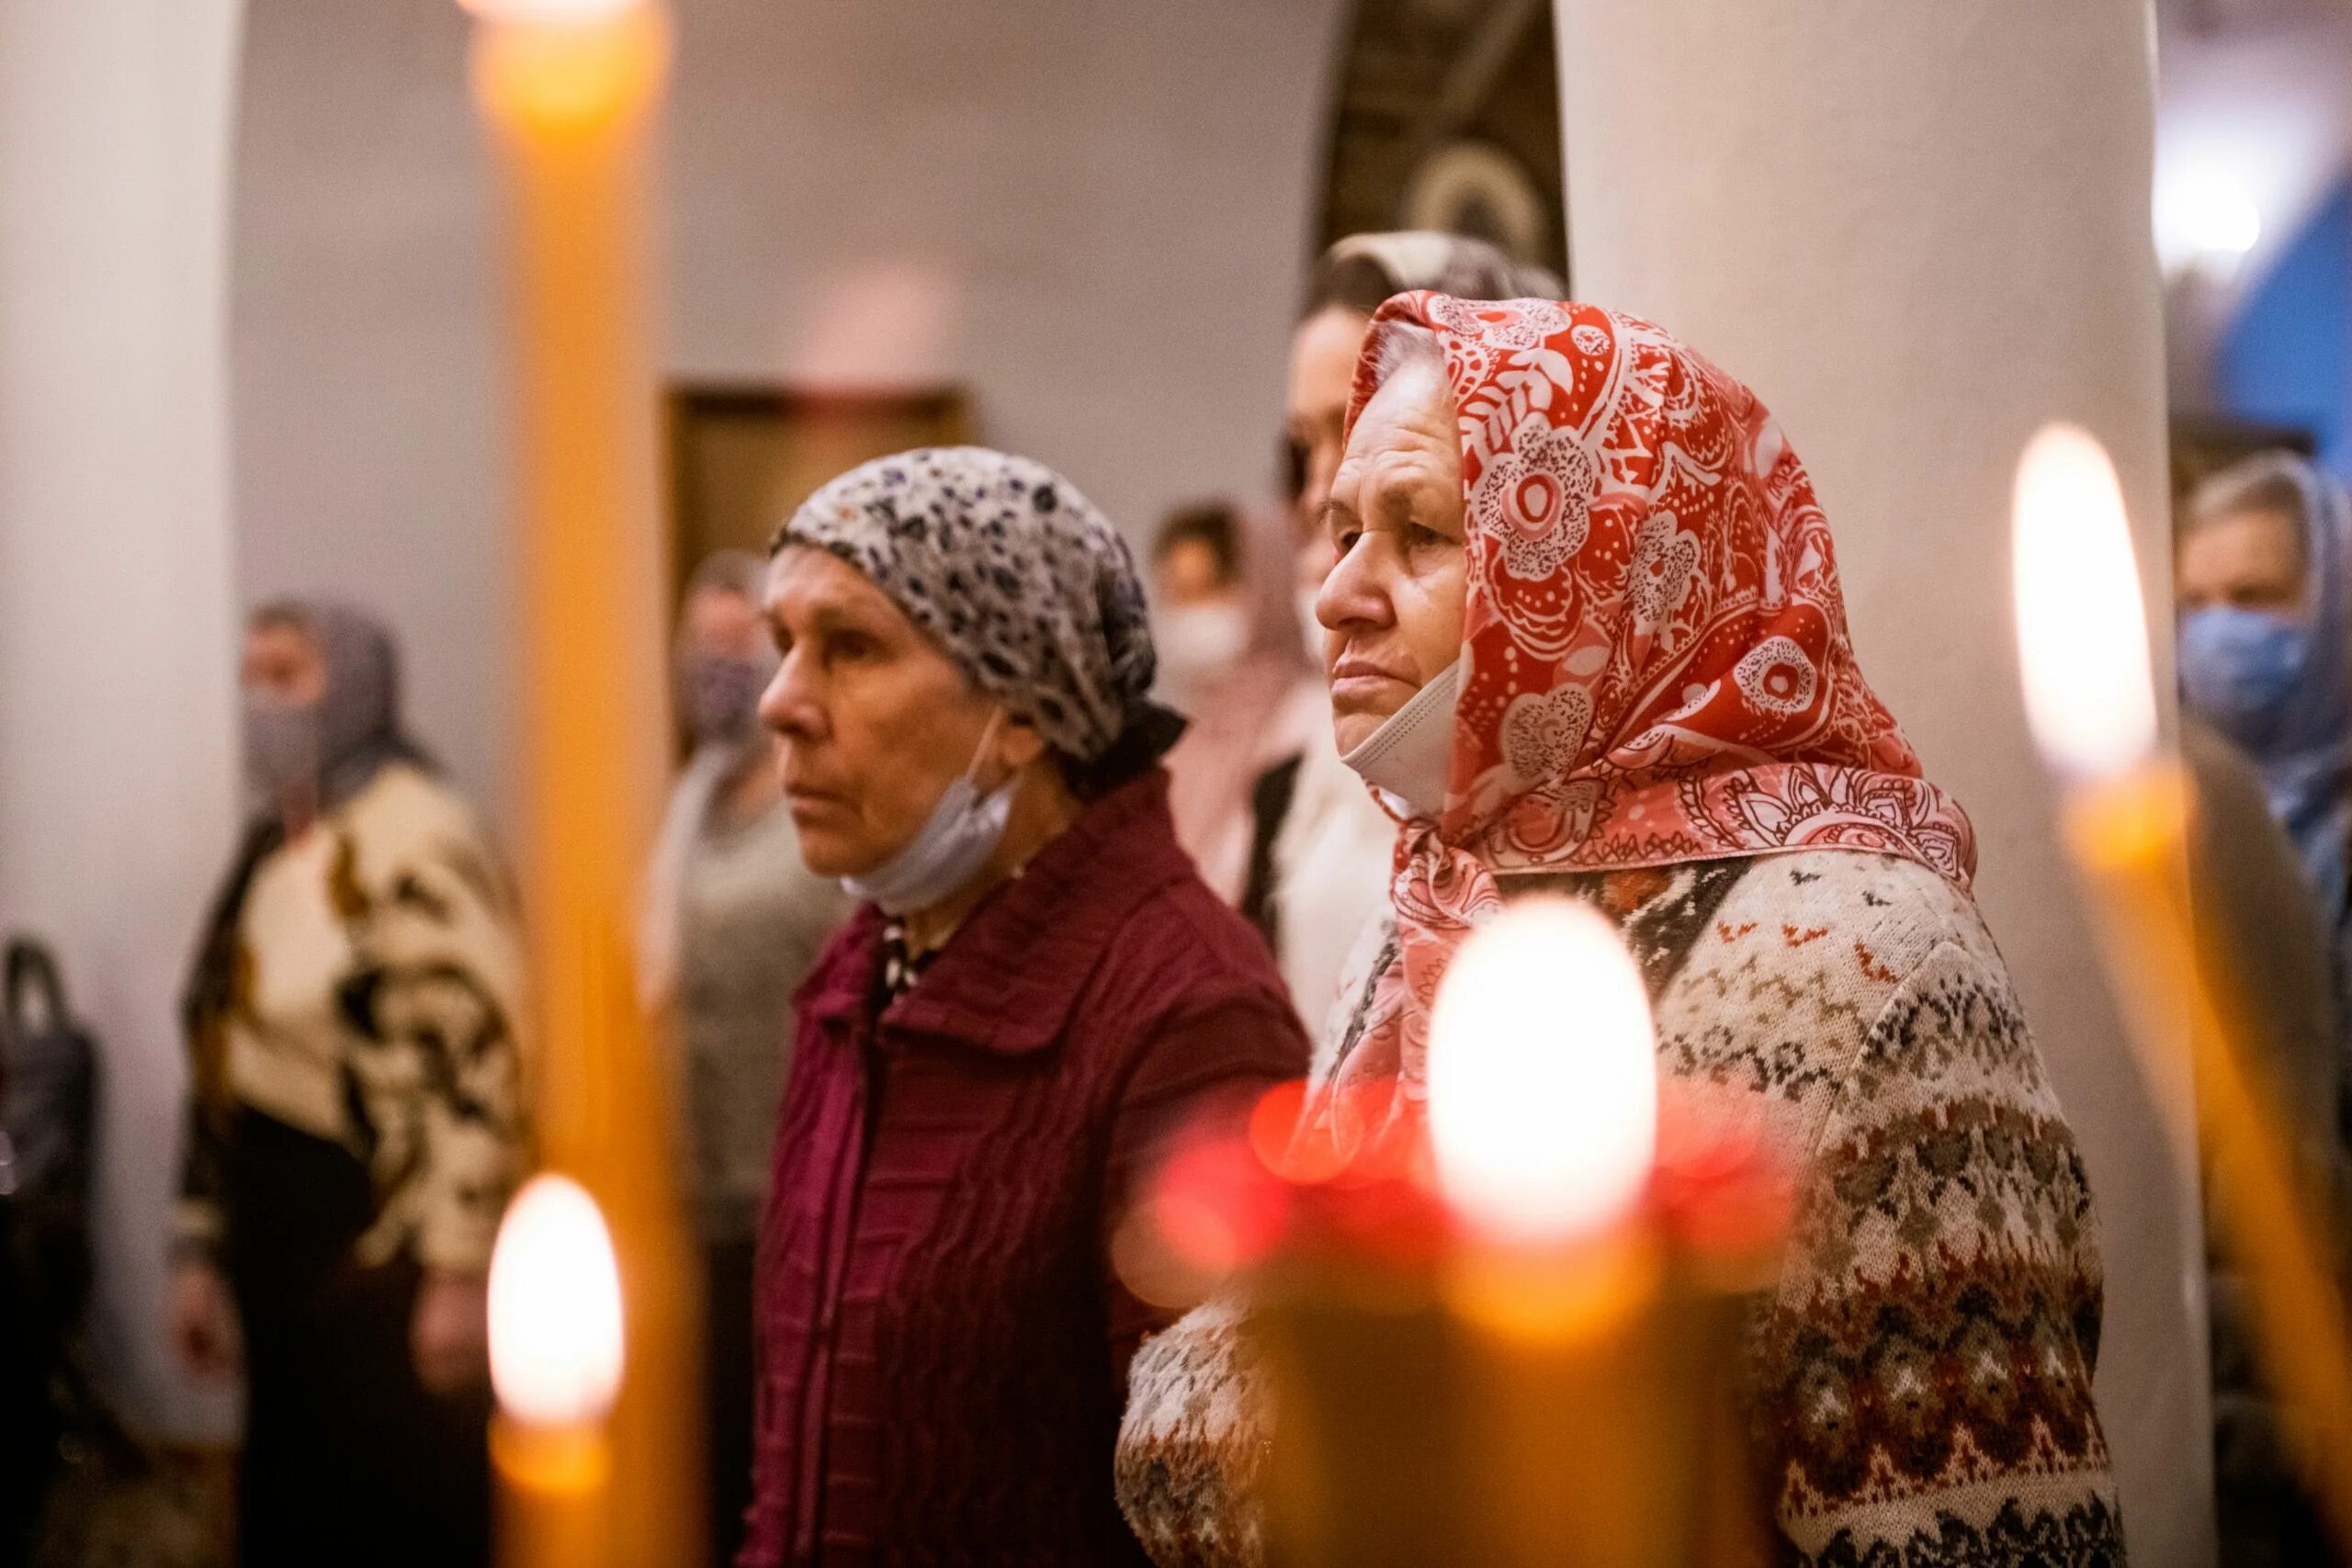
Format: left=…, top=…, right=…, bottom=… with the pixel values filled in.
left=219, top=1108, right=490, bottom=1568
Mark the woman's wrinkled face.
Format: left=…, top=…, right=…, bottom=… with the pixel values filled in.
left=241, top=620, right=326, bottom=707
left=2177, top=506, right=2309, bottom=622
left=759, top=547, right=1034, bottom=877
left=1314, top=358, right=1467, bottom=754
left=1287, top=305, right=1373, bottom=582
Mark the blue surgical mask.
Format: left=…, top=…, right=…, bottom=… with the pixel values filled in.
left=2179, top=604, right=2310, bottom=751
left=842, top=714, right=1015, bottom=915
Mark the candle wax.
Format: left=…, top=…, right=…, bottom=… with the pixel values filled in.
left=2066, top=761, right=2352, bottom=1549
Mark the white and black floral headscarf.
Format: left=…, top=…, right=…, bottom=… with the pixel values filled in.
left=775, top=446, right=1181, bottom=779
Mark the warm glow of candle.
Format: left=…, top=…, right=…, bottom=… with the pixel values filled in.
left=489, top=1174, right=626, bottom=1428
left=1427, top=898, right=1657, bottom=1246
left=2011, top=423, right=2159, bottom=783
left=461, top=0, right=642, bottom=24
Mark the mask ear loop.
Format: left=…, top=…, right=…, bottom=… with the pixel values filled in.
left=962, top=709, right=1010, bottom=789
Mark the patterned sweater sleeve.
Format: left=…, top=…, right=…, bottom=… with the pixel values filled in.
left=342, top=814, right=533, bottom=1275
left=1750, top=935, right=2125, bottom=1566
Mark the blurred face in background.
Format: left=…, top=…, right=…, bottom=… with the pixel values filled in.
left=241, top=617, right=328, bottom=806
left=1152, top=530, right=1249, bottom=705
left=242, top=619, right=326, bottom=706
left=1155, top=536, right=1231, bottom=609
left=1287, top=304, right=1374, bottom=585
left=2177, top=501, right=2318, bottom=750
left=678, top=583, right=776, bottom=749
left=2177, top=505, right=2310, bottom=620
left=759, top=547, right=1037, bottom=877
left=1314, top=356, right=1466, bottom=753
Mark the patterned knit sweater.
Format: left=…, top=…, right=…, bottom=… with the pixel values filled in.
left=1115, top=849, right=2124, bottom=1567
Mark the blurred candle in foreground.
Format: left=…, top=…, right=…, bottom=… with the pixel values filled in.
left=2011, top=423, right=2159, bottom=784
left=2011, top=421, right=2352, bottom=1551
left=1429, top=898, right=1657, bottom=1247
left=489, top=1174, right=625, bottom=1429
left=463, top=0, right=699, bottom=1562
left=1426, top=900, right=1754, bottom=1568
left=1224, top=886, right=1774, bottom=1567
left=488, top=1176, right=625, bottom=1568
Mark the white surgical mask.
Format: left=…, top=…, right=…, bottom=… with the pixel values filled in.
left=1340, top=655, right=1464, bottom=818
left=1156, top=603, right=1250, bottom=707
left=842, top=714, right=1015, bottom=916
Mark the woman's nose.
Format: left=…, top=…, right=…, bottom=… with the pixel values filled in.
left=758, top=653, right=825, bottom=742
left=1316, top=536, right=1392, bottom=636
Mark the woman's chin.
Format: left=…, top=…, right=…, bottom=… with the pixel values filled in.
left=785, top=807, right=874, bottom=879
left=1329, top=699, right=1399, bottom=757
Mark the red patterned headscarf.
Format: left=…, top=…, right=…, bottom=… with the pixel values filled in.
left=1307, top=293, right=1975, bottom=1158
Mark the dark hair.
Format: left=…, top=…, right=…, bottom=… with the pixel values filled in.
left=1052, top=703, right=1189, bottom=803
left=1151, top=501, right=1242, bottom=587
left=1303, top=251, right=1414, bottom=321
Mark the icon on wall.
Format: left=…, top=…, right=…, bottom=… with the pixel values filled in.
left=1399, top=140, right=1554, bottom=277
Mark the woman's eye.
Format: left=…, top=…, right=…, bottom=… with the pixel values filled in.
left=1336, top=527, right=1363, bottom=555
left=830, top=631, right=874, bottom=662
left=1406, top=522, right=1448, bottom=551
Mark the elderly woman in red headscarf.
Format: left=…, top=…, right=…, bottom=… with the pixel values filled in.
left=1115, top=296, right=2121, bottom=1566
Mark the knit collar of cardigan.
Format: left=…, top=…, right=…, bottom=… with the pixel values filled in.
left=797, top=766, right=1196, bottom=1055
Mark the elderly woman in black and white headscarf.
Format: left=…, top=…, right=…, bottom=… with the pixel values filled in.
left=172, top=599, right=528, bottom=1568
left=741, top=446, right=1308, bottom=1566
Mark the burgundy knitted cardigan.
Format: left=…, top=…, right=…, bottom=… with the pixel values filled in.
left=740, top=769, right=1310, bottom=1566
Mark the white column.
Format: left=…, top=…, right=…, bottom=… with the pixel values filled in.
left=1555, top=5, right=2211, bottom=1563
left=0, top=0, right=248, bottom=1437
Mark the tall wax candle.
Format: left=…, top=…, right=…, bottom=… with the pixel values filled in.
left=2012, top=423, right=2352, bottom=1550
left=463, top=1, right=698, bottom=1562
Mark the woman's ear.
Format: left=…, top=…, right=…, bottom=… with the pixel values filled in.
left=1000, top=716, right=1050, bottom=770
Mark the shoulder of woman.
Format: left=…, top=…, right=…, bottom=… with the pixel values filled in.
left=343, top=761, right=483, bottom=841
left=1669, top=849, right=1999, bottom=1008
left=1653, top=850, right=2020, bottom=1136
left=338, top=762, right=506, bottom=893
left=1082, top=883, right=1309, bottom=1081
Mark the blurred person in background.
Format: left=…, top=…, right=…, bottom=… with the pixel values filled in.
left=2175, top=452, right=2352, bottom=1567
left=742, top=447, right=1307, bottom=1565
left=2177, top=453, right=2352, bottom=1006
left=172, top=601, right=527, bottom=1568
left=1153, top=502, right=1317, bottom=911
left=1247, top=232, right=1564, bottom=1032
left=641, top=551, right=849, bottom=1566
left=1283, top=232, right=1562, bottom=578
left=2182, top=720, right=2343, bottom=1568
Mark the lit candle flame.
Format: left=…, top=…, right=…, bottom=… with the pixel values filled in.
left=489, top=1174, right=626, bottom=1428
left=2011, top=423, right=2159, bottom=784
left=1427, top=898, right=1657, bottom=1246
